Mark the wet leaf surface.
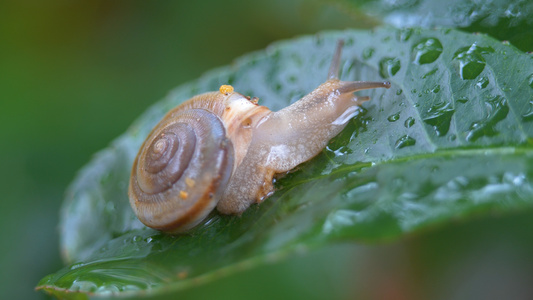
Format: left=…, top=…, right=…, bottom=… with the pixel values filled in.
left=38, top=28, right=533, bottom=299
left=345, top=0, right=533, bottom=51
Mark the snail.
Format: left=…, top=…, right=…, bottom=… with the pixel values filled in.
left=128, top=40, right=391, bottom=233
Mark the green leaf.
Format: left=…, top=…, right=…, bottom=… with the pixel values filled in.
left=341, top=0, right=533, bottom=51
left=37, top=27, right=533, bottom=298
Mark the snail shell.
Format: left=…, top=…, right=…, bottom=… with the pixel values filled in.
left=129, top=41, right=391, bottom=233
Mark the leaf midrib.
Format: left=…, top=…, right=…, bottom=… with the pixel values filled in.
left=285, top=145, right=533, bottom=187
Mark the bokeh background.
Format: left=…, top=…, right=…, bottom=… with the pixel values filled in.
left=2, top=1, right=533, bottom=299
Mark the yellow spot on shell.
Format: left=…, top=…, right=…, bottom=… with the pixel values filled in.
left=180, top=190, right=188, bottom=199
left=185, top=177, right=195, bottom=188
left=219, top=85, right=234, bottom=95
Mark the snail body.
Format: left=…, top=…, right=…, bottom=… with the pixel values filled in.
left=129, top=41, right=391, bottom=233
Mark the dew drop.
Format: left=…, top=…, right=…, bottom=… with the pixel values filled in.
left=363, top=47, right=375, bottom=60
left=226, top=74, right=236, bottom=85
left=396, top=89, right=403, bottom=95
left=457, top=98, right=468, bottom=103
left=379, top=57, right=401, bottom=78
left=327, top=145, right=351, bottom=157
left=398, top=28, right=414, bottom=41
left=528, top=74, right=533, bottom=88
left=395, top=135, right=416, bottom=149
left=70, top=262, right=87, bottom=270
left=344, top=37, right=354, bottom=46
left=521, top=100, right=533, bottom=122
left=453, top=43, right=494, bottom=80
left=387, top=112, right=401, bottom=122
left=404, top=117, right=415, bottom=128
left=314, top=35, right=324, bottom=46
left=412, top=38, right=443, bottom=64
left=422, top=102, right=455, bottom=136
left=291, top=53, right=304, bottom=67
left=288, top=75, right=297, bottom=83
left=422, top=67, right=438, bottom=79
left=466, top=95, right=509, bottom=141
left=476, top=76, right=489, bottom=89
left=432, top=84, right=441, bottom=93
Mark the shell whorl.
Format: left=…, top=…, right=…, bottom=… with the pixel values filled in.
left=129, top=108, right=234, bottom=233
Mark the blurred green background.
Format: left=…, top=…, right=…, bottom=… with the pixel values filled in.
left=2, top=1, right=533, bottom=299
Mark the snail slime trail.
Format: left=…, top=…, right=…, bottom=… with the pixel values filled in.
left=129, top=40, right=391, bottom=233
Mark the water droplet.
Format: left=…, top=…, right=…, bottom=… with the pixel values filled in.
left=422, top=102, right=455, bottom=136
left=398, top=28, right=413, bottom=41
left=288, top=75, right=297, bottom=83
left=379, top=57, right=401, bottom=78
left=344, top=37, right=354, bottom=46
left=522, top=101, right=533, bottom=122
left=99, top=172, right=112, bottom=185
left=70, top=262, right=87, bottom=270
left=396, top=89, right=403, bottom=95
left=395, top=135, right=416, bottom=149
left=466, top=96, right=509, bottom=141
left=314, top=35, right=324, bottom=46
left=404, top=117, right=415, bottom=128
left=387, top=112, right=400, bottom=122
left=476, top=76, right=489, bottom=89
left=291, top=53, right=304, bottom=67
left=422, top=68, right=438, bottom=79
left=453, top=43, right=494, bottom=80
left=457, top=98, right=468, bottom=103
left=411, top=89, right=417, bottom=94
left=528, top=74, right=533, bottom=88
left=413, top=38, right=443, bottom=64
left=327, top=145, right=351, bottom=157
left=362, top=47, right=375, bottom=60
left=431, top=84, right=441, bottom=93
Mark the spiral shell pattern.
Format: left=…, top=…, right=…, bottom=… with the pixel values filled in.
left=129, top=108, right=234, bottom=233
